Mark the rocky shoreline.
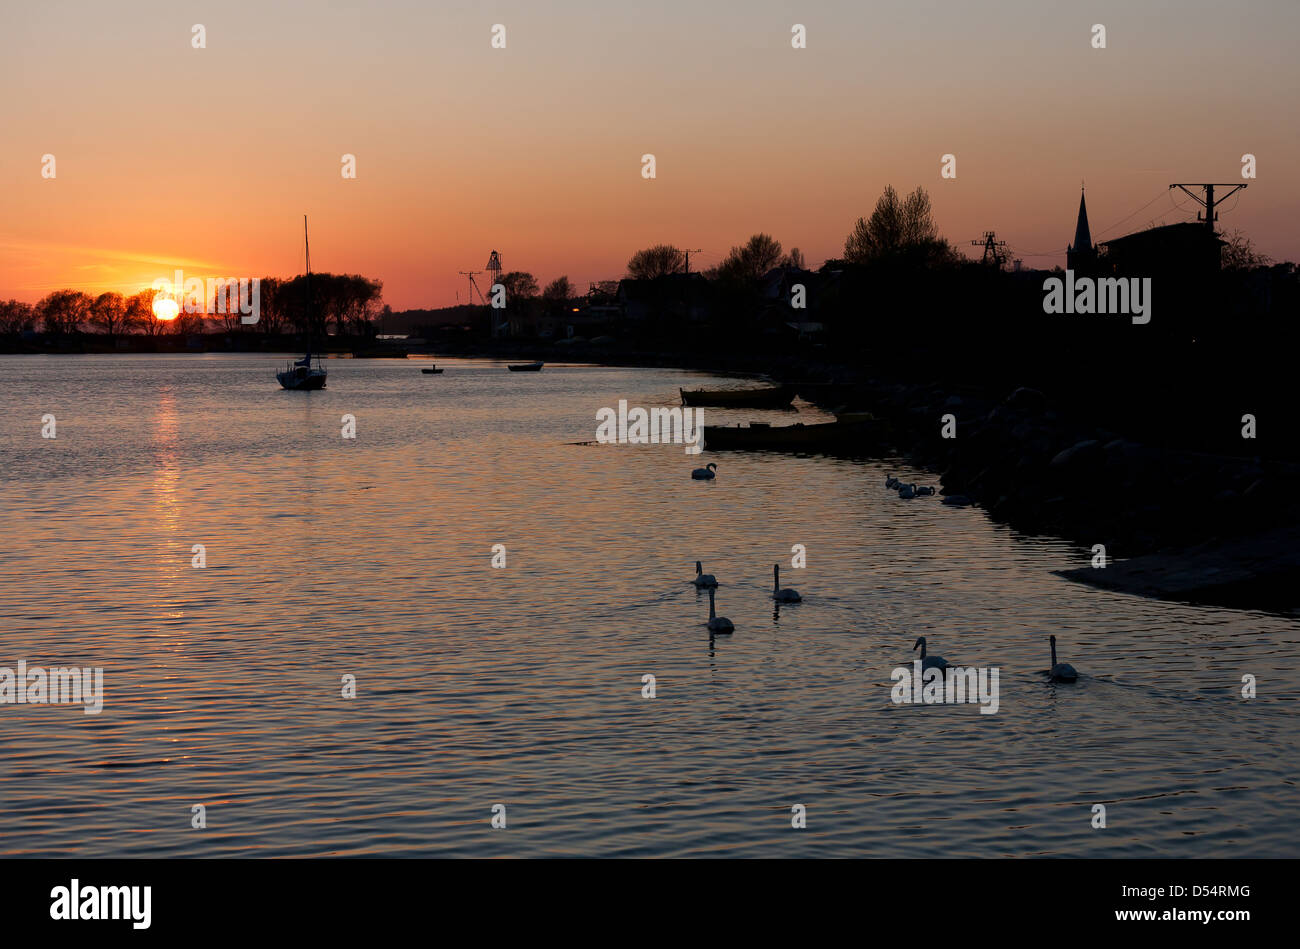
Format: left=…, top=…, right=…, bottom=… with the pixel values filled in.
left=795, top=375, right=1300, bottom=611
left=436, top=340, right=1300, bottom=612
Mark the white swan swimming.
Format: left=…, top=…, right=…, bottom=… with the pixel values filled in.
left=1048, top=635, right=1079, bottom=682
left=692, top=560, right=718, bottom=588
left=692, top=463, right=717, bottom=480
left=707, top=587, right=734, bottom=634
left=772, top=564, right=801, bottom=602
left=913, top=636, right=949, bottom=670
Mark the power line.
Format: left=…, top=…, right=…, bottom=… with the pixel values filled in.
left=1092, top=189, right=1175, bottom=239
left=1006, top=245, right=1066, bottom=257
left=1169, top=189, right=1196, bottom=214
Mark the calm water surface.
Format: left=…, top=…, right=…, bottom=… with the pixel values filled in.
left=0, top=354, right=1296, bottom=857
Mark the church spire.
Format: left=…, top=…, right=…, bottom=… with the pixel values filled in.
left=1072, top=189, right=1092, bottom=254
left=1067, top=187, right=1096, bottom=272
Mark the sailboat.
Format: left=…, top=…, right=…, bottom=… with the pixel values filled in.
left=277, top=215, right=328, bottom=390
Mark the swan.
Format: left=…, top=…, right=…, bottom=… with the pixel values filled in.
left=915, top=485, right=936, bottom=496
left=886, top=475, right=901, bottom=490
left=707, top=587, right=734, bottom=634
left=897, top=483, right=917, bottom=499
left=1048, top=635, right=1079, bottom=682
left=692, top=463, right=717, bottom=480
left=692, top=560, right=718, bottom=588
left=913, top=636, right=949, bottom=671
left=772, top=564, right=801, bottom=602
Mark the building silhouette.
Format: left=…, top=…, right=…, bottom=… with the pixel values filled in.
left=1100, top=222, right=1225, bottom=276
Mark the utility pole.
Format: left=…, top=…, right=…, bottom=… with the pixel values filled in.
left=459, top=269, right=490, bottom=331
left=458, top=271, right=485, bottom=305
left=683, top=248, right=702, bottom=275
left=1168, top=183, right=1246, bottom=234
left=970, top=231, right=1009, bottom=268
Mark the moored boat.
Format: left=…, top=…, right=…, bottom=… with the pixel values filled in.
left=703, top=416, right=886, bottom=452
left=277, top=215, right=328, bottom=391
left=680, top=384, right=795, bottom=408
left=278, top=354, right=327, bottom=390
left=507, top=361, right=544, bottom=372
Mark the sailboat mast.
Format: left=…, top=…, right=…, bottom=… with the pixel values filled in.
left=303, top=214, right=313, bottom=360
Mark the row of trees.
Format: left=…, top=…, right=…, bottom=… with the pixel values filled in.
left=238, top=273, right=385, bottom=336
left=432, top=188, right=953, bottom=335
left=1, top=291, right=172, bottom=337
left=1, top=273, right=385, bottom=338
left=620, top=186, right=952, bottom=285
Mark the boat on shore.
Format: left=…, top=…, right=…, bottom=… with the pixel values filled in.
left=277, top=216, right=328, bottom=391
left=680, top=384, right=795, bottom=408
left=508, top=361, right=544, bottom=372
left=703, top=415, right=886, bottom=452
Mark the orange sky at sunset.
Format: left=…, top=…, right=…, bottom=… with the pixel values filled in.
left=3, top=0, right=1297, bottom=310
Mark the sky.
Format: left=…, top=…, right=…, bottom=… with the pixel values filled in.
left=2, top=0, right=1297, bottom=309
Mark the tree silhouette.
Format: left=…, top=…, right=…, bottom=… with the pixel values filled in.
left=627, top=244, right=686, bottom=279
left=36, top=290, right=92, bottom=335
left=254, top=278, right=285, bottom=334
left=89, top=291, right=128, bottom=338
left=123, top=291, right=153, bottom=334
left=500, top=272, right=539, bottom=301
left=718, top=233, right=784, bottom=284
left=844, top=186, right=953, bottom=264
left=543, top=276, right=573, bottom=301
left=1221, top=229, right=1271, bottom=271
left=0, top=299, right=35, bottom=335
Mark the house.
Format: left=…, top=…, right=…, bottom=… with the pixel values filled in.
left=1099, top=222, right=1226, bottom=276
left=760, top=266, right=814, bottom=305
left=760, top=266, right=834, bottom=325
left=616, top=274, right=711, bottom=322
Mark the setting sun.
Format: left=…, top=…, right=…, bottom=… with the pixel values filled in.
left=152, top=296, right=179, bottom=322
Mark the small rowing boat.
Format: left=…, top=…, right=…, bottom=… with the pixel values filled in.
left=680, top=384, right=794, bottom=408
